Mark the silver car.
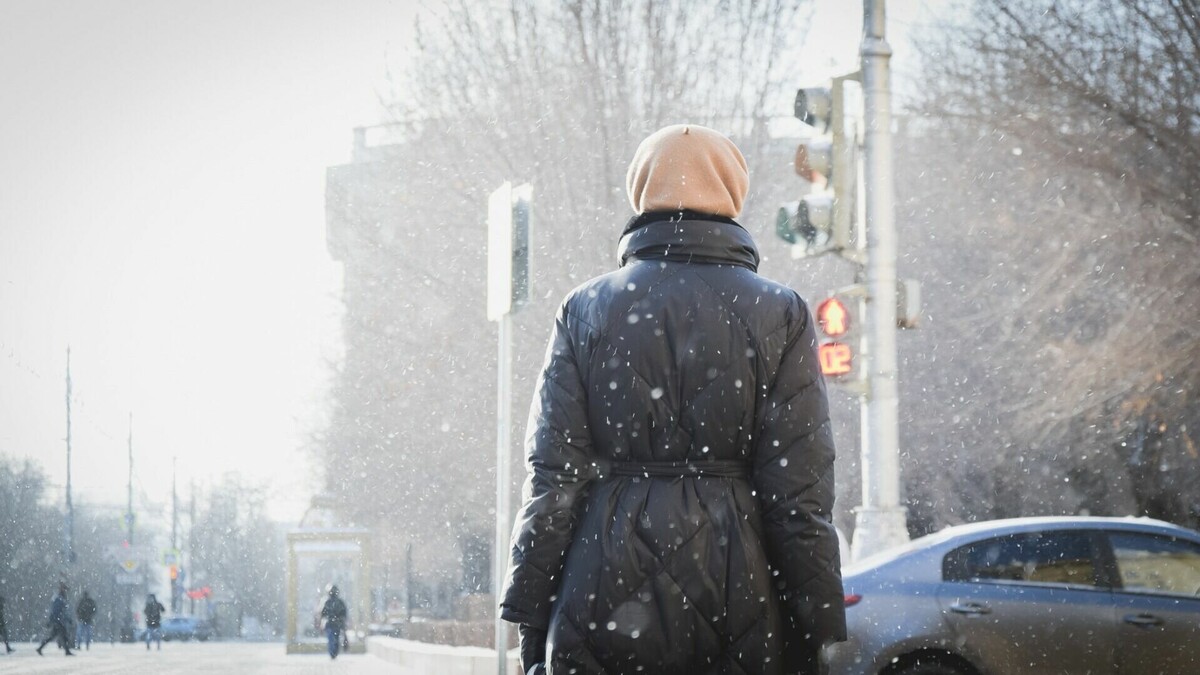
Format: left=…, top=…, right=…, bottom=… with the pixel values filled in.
left=826, top=516, right=1200, bottom=675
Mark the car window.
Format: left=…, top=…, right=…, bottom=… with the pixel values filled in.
left=1110, top=533, right=1200, bottom=597
left=943, top=531, right=1098, bottom=587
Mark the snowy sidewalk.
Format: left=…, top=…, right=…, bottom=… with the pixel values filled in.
left=367, top=636, right=520, bottom=674
left=0, top=641, right=398, bottom=674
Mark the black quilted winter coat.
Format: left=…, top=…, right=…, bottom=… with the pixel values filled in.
left=501, top=212, right=846, bottom=675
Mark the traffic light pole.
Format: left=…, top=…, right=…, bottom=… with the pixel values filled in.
left=493, top=310, right=513, bottom=674
left=125, top=413, right=135, bottom=641
left=487, top=181, right=530, bottom=674
left=852, top=0, right=910, bottom=560
left=64, top=347, right=75, bottom=566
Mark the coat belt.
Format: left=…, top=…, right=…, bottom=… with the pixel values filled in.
left=598, top=459, right=750, bottom=479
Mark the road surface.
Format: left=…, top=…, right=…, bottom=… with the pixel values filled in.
left=0, top=641, right=397, bottom=674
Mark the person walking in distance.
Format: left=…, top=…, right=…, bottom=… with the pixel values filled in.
left=501, top=125, right=847, bottom=675
left=0, top=594, right=14, bottom=654
left=144, top=594, right=165, bottom=650
left=36, top=583, right=74, bottom=656
left=75, top=590, right=97, bottom=650
left=320, top=585, right=348, bottom=660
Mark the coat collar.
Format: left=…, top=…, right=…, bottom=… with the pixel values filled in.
left=617, top=211, right=760, bottom=271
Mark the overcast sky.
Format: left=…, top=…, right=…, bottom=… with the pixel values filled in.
left=0, top=0, right=417, bottom=522
left=0, top=0, right=939, bottom=524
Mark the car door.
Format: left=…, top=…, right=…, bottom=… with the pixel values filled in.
left=1105, top=531, right=1200, bottom=675
left=937, top=529, right=1116, bottom=675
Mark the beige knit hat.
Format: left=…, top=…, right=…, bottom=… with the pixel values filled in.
left=626, top=124, right=749, bottom=217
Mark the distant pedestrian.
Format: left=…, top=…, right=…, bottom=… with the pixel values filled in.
left=0, top=594, right=13, bottom=654
left=320, top=585, right=347, bottom=660
left=144, top=594, right=165, bottom=650
left=36, top=583, right=74, bottom=656
left=75, top=590, right=97, bottom=650
left=501, top=125, right=846, bottom=674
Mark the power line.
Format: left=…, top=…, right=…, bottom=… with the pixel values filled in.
left=0, top=339, right=46, bottom=380
left=72, top=406, right=124, bottom=444
left=1, top=340, right=130, bottom=444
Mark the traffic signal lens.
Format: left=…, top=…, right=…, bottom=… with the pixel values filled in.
left=819, top=343, right=853, bottom=377
left=817, top=297, right=850, bottom=337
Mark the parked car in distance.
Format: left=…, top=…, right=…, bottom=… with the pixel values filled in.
left=826, top=516, right=1200, bottom=675
left=159, top=616, right=213, bottom=642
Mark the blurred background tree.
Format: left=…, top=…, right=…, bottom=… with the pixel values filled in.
left=898, top=0, right=1200, bottom=530
left=190, top=475, right=285, bottom=636
left=0, top=457, right=151, bottom=641
left=318, top=0, right=816, bottom=613
left=315, top=0, right=1200, bottom=611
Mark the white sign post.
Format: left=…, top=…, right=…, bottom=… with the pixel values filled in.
left=487, top=181, right=531, bottom=674
left=487, top=182, right=515, bottom=322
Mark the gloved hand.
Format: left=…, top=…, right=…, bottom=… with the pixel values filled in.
left=518, top=624, right=547, bottom=675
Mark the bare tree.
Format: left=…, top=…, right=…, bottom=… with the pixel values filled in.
left=319, top=0, right=818, bottom=614
left=921, top=0, right=1200, bottom=226
left=896, top=0, right=1200, bottom=530
left=387, top=0, right=811, bottom=288
left=190, top=476, right=284, bottom=635
left=0, top=456, right=154, bottom=641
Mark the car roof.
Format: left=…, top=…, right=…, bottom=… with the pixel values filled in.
left=845, top=515, right=1200, bottom=574
left=931, top=515, right=1197, bottom=540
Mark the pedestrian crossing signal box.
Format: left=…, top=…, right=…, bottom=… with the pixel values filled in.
left=815, top=291, right=862, bottom=381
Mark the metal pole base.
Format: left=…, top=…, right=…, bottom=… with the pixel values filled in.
left=850, top=506, right=909, bottom=562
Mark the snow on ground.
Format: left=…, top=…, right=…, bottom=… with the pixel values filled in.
left=0, top=641, right=397, bottom=674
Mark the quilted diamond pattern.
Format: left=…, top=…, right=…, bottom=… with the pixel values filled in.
left=502, top=218, right=845, bottom=675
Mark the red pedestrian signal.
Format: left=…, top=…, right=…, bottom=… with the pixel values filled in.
left=815, top=290, right=860, bottom=381
left=817, top=297, right=850, bottom=337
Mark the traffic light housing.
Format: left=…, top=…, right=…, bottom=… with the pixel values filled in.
left=778, top=74, right=861, bottom=262
left=794, top=87, right=832, bottom=127
left=776, top=194, right=832, bottom=249
left=814, top=285, right=866, bottom=383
